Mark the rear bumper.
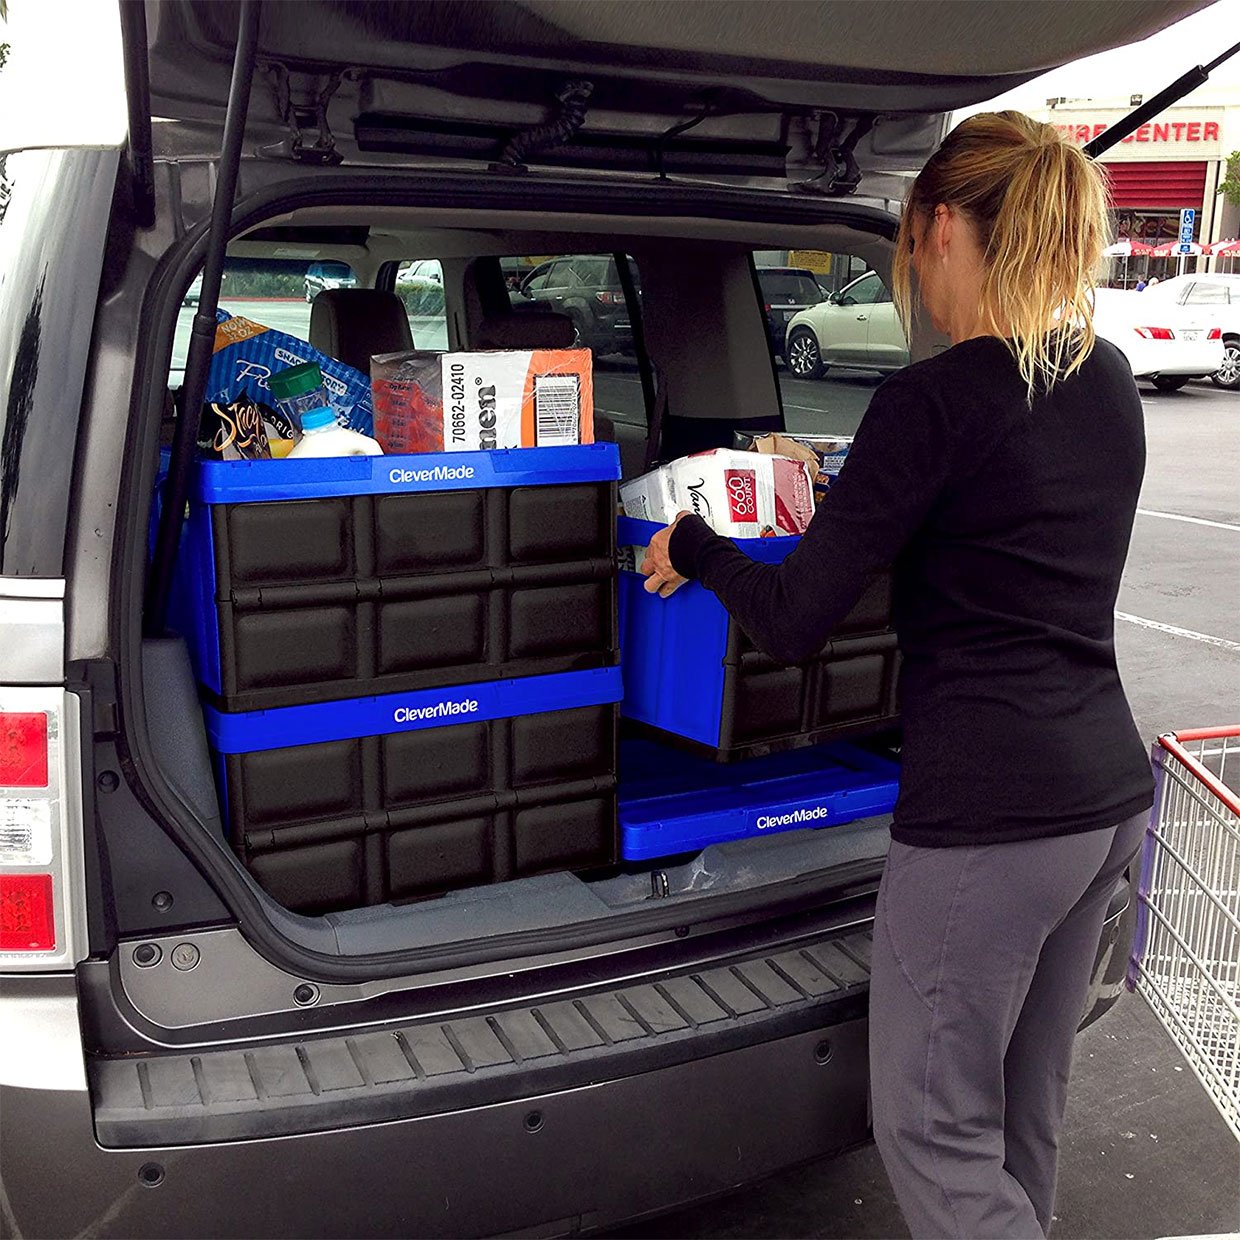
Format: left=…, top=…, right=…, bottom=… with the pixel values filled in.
left=3, top=881, right=1133, bottom=1238
left=3, top=975, right=870, bottom=1239
left=1125, top=339, right=1225, bottom=378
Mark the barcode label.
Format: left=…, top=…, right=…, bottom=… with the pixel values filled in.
left=534, top=374, right=580, bottom=447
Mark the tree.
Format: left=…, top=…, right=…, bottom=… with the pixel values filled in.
left=1219, top=151, right=1240, bottom=210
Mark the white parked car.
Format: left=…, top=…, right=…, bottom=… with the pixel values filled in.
left=784, top=271, right=910, bottom=379
left=1092, top=287, right=1225, bottom=392
left=1132, top=273, right=1240, bottom=390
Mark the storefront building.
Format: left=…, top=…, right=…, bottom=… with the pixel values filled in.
left=1029, top=87, right=1240, bottom=285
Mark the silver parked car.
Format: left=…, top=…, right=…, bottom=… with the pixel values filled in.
left=785, top=271, right=911, bottom=380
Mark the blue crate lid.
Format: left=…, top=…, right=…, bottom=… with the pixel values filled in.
left=195, top=442, right=620, bottom=504
left=205, top=665, right=622, bottom=754
left=618, top=738, right=899, bottom=861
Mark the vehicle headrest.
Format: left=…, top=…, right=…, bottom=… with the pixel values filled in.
left=475, top=309, right=576, bottom=351
left=309, top=289, right=414, bottom=375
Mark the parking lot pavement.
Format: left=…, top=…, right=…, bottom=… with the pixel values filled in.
left=608, top=379, right=1240, bottom=1240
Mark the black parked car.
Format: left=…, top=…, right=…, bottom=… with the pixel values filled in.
left=518, top=254, right=635, bottom=356
left=756, top=266, right=825, bottom=360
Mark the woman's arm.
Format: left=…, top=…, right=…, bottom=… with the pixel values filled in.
left=665, top=372, right=956, bottom=664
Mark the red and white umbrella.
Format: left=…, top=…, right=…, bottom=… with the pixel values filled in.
left=1103, top=239, right=1155, bottom=257
left=1208, top=238, right=1240, bottom=255
left=1149, top=240, right=1206, bottom=257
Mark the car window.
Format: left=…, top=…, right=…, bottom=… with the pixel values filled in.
left=551, top=262, right=585, bottom=289
left=842, top=273, right=886, bottom=305
left=508, top=252, right=645, bottom=429
left=394, top=259, right=448, bottom=350
left=309, top=261, right=352, bottom=281
left=522, top=262, right=556, bottom=293
left=758, top=271, right=823, bottom=305
left=1183, top=282, right=1230, bottom=306
left=569, top=257, right=610, bottom=285
left=169, top=257, right=357, bottom=382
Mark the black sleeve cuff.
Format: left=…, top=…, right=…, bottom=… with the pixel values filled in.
left=668, top=514, right=718, bottom=580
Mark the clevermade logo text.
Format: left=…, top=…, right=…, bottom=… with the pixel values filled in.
left=394, top=698, right=479, bottom=724
left=389, top=464, right=476, bottom=485
left=756, top=804, right=831, bottom=830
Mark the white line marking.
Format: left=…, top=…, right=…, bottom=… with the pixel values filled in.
left=1136, top=508, right=1240, bottom=533
left=1115, top=611, right=1240, bottom=653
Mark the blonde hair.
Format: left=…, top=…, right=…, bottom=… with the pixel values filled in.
left=892, top=111, right=1109, bottom=398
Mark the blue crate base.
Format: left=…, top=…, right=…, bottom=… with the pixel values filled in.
left=209, top=667, right=622, bottom=914
left=618, top=738, right=899, bottom=861
left=618, top=515, right=899, bottom=761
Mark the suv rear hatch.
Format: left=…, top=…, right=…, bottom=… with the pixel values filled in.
left=103, top=0, right=1210, bottom=989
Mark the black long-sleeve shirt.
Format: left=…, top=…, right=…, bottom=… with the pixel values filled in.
left=669, top=335, right=1155, bottom=847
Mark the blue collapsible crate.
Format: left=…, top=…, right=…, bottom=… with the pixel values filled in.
left=618, top=737, right=899, bottom=860
left=617, top=515, right=899, bottom=761
left=170, top=443, right=620, bottom=712
left=204, top=666, right=623, bottom=914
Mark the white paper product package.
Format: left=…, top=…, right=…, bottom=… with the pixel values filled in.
left=619, top=467, right=681, bottom=524
left=621, top=450, right=814, bottom=538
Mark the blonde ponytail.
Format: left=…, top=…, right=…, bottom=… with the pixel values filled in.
left=892, top=111, right=1109, bottom=398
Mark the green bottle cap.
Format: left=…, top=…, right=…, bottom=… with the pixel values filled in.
left=269, top=362, right=324, bottom=402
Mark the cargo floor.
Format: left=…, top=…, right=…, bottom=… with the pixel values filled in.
left=316, top=814, right=890, bottom=955
left=144, top=635, right=890, bottom=957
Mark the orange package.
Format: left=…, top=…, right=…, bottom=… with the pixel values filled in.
left=371, top=348, right=595, bottom=454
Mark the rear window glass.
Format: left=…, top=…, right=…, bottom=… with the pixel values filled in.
left=170, top=258, right=357, bottom=380
left=1185, top=282, right=1229, bottom=305
left=757, top=271, right=823, bottom=305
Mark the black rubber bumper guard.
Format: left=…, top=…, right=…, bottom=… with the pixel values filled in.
left=90, top=927, right=873, bottom=1147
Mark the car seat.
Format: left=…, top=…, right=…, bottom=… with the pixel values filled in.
left=309, top=288, right=414, bottom=373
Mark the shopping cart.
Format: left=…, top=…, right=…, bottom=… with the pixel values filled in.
left=1128, top=726, right=1240, bottom=1142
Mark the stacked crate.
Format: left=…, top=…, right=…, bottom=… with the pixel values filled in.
left=173, top=445, right=622, bottom=913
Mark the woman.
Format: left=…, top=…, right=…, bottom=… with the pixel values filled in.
left=641, top=113, right=1154, bottom=1240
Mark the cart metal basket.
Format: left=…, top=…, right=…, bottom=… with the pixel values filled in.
left=1128, top=726, right=1240, bottom=1142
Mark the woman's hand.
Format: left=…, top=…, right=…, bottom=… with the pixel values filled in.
left=641, top=512, right=693, bottom=598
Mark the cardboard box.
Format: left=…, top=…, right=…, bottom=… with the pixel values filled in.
left=734, top=430, right=853, bottom=503
left=371, top=348, right=595, bottom=454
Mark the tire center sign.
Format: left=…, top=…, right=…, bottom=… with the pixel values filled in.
left=1047, top=109, right=1225, bottom=161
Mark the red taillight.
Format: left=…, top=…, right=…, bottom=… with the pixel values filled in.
left=763, top=303, right=772, bottom=313
left=0, top=713, right=48, bottom=787
left=1207, top=328, right=1221, bottom=341
left=595, top=290, right=621, bottom=305
left=1135, top=326, right=1175, bottom=340
left=0, top=873, right=55, bottom=951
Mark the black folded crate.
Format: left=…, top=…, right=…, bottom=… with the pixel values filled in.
left=205, top=668, right=622, bottom=915
left=173, top=446, right=620, bottom=712
left=619, top=516, right=900, bottom=761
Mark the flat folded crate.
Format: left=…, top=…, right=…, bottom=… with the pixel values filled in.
left=205, top=666, right=622, bottom=914
left=172, top=444, right=620, bottom=712
left=619, top=737, right=900, bottom=861
left=617, top=516, right=900, bottom=760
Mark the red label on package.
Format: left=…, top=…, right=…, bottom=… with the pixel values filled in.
left=724, top=469, right=758, bottom=520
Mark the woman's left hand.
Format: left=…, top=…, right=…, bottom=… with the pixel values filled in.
left=641, top=512, right=692, bottom=598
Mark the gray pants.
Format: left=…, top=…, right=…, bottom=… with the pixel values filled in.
left=869, top=812, right=1147, bottom=1239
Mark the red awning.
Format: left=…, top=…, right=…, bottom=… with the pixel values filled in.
left=1103, top=161, right=1208, bottom=210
